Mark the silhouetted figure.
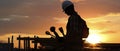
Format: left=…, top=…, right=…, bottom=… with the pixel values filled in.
left=61, top=1, right=89, bottom=51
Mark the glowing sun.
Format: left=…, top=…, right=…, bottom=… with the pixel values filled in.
left=86, top=34, right=101, bottom=44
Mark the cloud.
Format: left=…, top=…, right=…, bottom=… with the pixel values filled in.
left=87, top=13, right=120, bottom=24
left=0, top=14, right=30, bottom=35
left=87, top=13, right=120, bottom=21
left=53, top=17, right=67, bottom=24
left=0, top=18, right=11, bottom=21
left=100, top=30, right=117, bottom=34
left=0, top=15, right=54, bottom=35
left=86, top=13, right=120, bottom=34
left=10, top=15, right=29, bottom=18
left=0, top=15, right=29, bottom=22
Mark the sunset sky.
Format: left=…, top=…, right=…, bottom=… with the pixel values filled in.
left=0, top=0, right=120, bottom=44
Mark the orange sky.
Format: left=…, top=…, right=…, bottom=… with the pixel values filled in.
left=0, top=0, right=120, bottom=47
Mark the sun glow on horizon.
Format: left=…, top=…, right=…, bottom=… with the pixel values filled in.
left=86, top=34, right=101, bottom=44
left=86, top=30, right=102, bottom=44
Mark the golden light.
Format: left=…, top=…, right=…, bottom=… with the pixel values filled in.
left=86, top=34, right=101, bottom=44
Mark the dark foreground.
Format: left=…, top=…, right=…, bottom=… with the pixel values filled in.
left=10, top=48, right=120, bottom=51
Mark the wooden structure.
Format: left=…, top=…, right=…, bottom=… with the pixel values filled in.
left=17, top=35, right=60, bottom=51
left=17, top=35, right=31, bottom=51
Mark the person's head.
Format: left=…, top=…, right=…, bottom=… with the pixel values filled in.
left=62, top=1, right=75, bottom=15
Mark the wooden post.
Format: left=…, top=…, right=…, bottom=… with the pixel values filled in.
left=18, top=35, right=21, bottom=51
left=11, top=36, right=14, bottom=51
left=8, top=37, right=10, bottom=51
left=34, top=35, right=37, bottom=50
left=11, top=36, right=13, bottom=43
left=8, top=37, right=10, bottom=44
left=28, top=37, right=30, bottom=51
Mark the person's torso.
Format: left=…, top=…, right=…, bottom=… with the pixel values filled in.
left=66, top=13, right=86, bottom=36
